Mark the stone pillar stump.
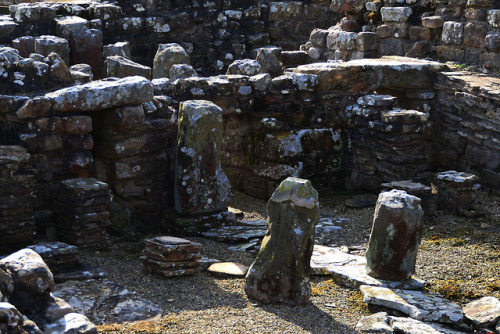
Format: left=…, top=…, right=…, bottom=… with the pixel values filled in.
left=366, top=189, right=424, bottom=280
left=245, top=177, right=318, bottom=305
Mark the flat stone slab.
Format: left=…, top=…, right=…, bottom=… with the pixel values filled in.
left=201, top=219, right=268, bottom=242
left=44, top=76, right=153, bottom=113
left=292, top=56, right=448, bottom=92
left=357, top=312, right=469, bottom=334
left=463, top=296, right=500, bottom=327
left=53, top=279, right=162, bottom=324
left=207, top=262, right=249, bottom=277
left=360, top=285, right=463, bottom=324
left=311, top=245, right=424, bottom=290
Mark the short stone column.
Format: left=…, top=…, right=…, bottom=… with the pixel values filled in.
left=436, top=170, right=478, bottom=213
left=366, top=189, right=424, bottom=280
left=174, top=100, right=231, bottom=215
left=245, top=177, right=318, bottom=305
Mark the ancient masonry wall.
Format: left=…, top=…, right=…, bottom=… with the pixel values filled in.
left=302, top=0, right=500, bottom=69
left=434, top=71, right=500, bottom=194
left=0, top=0, right=340, bottom=76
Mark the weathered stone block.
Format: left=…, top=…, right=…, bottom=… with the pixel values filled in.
left=268, top=2, right=303, bottom=21
left=356, top=32, right=378, bottom=51
left=226, top=59, right=262, bottom=76
left=34, top=35, right=70, bottom=66
left=106, top=56, right=151, bottom=79
left=310, top=28, right=328, bottom=48
left=174, top=100, right=231, bottom=215
left=103, top=41, right=132, bottom=59
left=337, top=31, right=358, bottom=51
left=376, top=24, right=392, bottom=39
left=488, top=10, right=500, bottom=28
left=245, top=178, right=319, bottom=305
left=55, top=16, right=88, bottom=39
left=379, top=38, right=404, bottom=55
left=381, top=7, right=412, bottom=23
left=12, top=36, right=35, bottom=58
left=366, top=189, right=424, bottom=280
left=441, top=21, right=464, bottom=45
left=152, top=43, right=190, bottom=79
left=330, top=0, right=367, bottom=13
left=485, top=32, right=500, bottom=53
left=463, top=22, right=488, bottom=48
left=463, top=296, right=500, bottom=328
left=421, top=16, right=444, bottom=29
left=409, top=26, right=432, bottom=41
left=45, top=76, right=153, bottom=113
left=71, top=29, right=103, bottom=79
left=10, top=3, right=56, bottom=23
left=170, top=64, right=198, bottom=81
left=89, top=3, right=122, bottom=20
left=436, top=45, right=465, bottom=62
left=256, top=46, right=282, bottom=77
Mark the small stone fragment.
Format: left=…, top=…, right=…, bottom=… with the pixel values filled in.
left=207, top=262, right=249, bottom=277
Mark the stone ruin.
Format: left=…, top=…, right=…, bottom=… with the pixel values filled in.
left=0, top=0, right=499, bottom=332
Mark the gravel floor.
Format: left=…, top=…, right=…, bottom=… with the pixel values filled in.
left=79, top=189, right=500, bottom=333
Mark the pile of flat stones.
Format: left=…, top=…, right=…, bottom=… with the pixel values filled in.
left=55, top=178, right=111, bottom=249
left=350, top=94, right=430, bottom=191
left=0, top=145, right=35, bottom=253
left=26, top=242, right=80, bottom=274
left=141, top=236, right=201, bottom=278
left=436, top=170, right=479, bottom=213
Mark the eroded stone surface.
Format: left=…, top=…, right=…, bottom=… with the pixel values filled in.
left=361, top=285, right=464, bottom=324
left=245, top=178, right=318, bottom=305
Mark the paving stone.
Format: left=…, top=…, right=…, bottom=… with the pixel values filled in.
left=360, top=285, right=464, bottom=324
left=207, top=262, right=249, bottom=277
left=53, top=279, right=162, bottom=324
left=463, top=296, right=500, bottom=328
left=311, top=245, right=425, bottom=290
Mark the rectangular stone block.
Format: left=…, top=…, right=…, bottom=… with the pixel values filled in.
left=409, top=26, right=432, bottom=41
left=441, top=21, right=464, bottom=45
left=356, top=32, right=379, bottom=51
left=463, top=22, right=488, bottom=48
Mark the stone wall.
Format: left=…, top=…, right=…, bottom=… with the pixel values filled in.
left=302, top=0, right=500, bottom=70
left=1, top=0, right=340, bottom=76
left=434, top=71, right=500, bottom=194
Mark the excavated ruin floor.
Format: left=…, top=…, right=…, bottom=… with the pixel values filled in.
left=76, top=189, right=500, bottom=334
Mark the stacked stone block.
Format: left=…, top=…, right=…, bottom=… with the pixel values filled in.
left=349, top=94, right=431, bottom=191
left=54, top=178, right=111, bottom=249
left=141, top=236, right=201, bottom=278
left=27, top=242, right=80, bottom=274
left=0, top=146, right=35, bottom=253
left=436, top=171, right=479, bottom=213
left=91, top=103, right=173, bottom=230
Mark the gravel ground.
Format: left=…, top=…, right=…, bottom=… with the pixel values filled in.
left=79, top=189, right=500, bottom=333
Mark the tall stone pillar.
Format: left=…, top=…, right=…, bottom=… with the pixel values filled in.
left=245, top=177, right=318, bottom=305
left=365, top=189, right=424, bottom=280
left=174, top=100, right=231, bottom=215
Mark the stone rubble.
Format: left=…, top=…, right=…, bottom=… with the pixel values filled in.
left=140, top=236, right=201, bottom=278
